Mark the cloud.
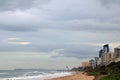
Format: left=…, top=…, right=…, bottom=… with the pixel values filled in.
left=49, top=19, right=120, bottom=33
left=0, top=0, right=120, bottom=61
left=0, top=0, right=120, bottom=33
left=0, top=27, right=119, bottom=58
left=8, top=38, right=19, bottom=40
left=9, top=42, right=31, bottom=45
left=0, top=24, right=38, bottom=32
left=0, top=0, right=120, bottom=70
left=100, top=0, right=120, bottom=5
left=0, top=0, right=50, bottom=11
left=47, top=42, right=100, bottom=59
left=93, top=42, right=120, bottom=51
left=3, top=37, right=32, bottom=45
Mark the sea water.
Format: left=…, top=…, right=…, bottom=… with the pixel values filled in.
left=0, top=69, right=72, bottom=80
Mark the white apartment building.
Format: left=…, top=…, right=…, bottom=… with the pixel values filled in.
left=101, top=52, right=114, bottom=66
left=114, top=47, right=120, bottom=62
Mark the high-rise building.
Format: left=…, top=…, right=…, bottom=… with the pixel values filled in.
left=99, top=44, right=109, bottom=58
left=101, top=52, right=114, bottom=65
left=114, top=47, right=120, bottom=62
left=114, top=47, right=120, bottom=58
left=103, top=44, right=109, bottom=53
left=99, top=49, right=104, bottom=58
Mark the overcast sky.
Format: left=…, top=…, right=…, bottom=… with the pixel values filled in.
left=0, top=0, right=120, bottom=70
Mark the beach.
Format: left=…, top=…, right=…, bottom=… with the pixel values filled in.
left=47, top=72, right=95, bottom=80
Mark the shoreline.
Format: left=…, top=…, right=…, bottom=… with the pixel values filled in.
left=46, top=72, right=95, bottom=80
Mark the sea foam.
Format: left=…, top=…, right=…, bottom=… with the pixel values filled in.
left=1, top=72, right=72, bottom=80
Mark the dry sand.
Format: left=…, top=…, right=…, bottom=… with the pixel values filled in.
left=46, top=72, right=95, bottom=80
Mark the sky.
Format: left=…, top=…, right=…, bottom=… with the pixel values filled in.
left=0, top=0, right=120, bottom=70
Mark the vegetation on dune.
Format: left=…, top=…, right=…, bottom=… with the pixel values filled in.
left=88, top=62, right=120, bottom=80
left=100, top=62, right=120, bottom=80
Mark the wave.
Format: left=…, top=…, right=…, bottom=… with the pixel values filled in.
left=1, top=72, right=72, bottom=80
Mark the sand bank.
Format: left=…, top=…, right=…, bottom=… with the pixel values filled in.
left=47, top=72, right=95, bottom=80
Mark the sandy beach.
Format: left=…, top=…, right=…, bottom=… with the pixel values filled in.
left=47, top=72, right=95, bottom=80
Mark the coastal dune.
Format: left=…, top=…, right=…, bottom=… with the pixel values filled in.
left=47, top=72, right=95, bottom=80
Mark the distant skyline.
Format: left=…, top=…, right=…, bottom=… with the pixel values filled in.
left=0, top=0, right=120, bottom=70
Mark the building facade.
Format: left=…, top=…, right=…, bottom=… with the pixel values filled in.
left=103, top=44, right=109, bottom=53
left=101, top=52, right=114, bottom=65
left=95, top=57, right=100, bottom=66
left=114, top=47, right=120, bottom=62
left=89, top=59, right=96, bottom=69
left=99, top=49, right=104, bottom=58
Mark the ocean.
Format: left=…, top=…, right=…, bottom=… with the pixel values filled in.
left=0, top=69, right=72, bottom=80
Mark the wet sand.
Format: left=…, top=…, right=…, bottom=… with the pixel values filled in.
left=47, top=72, right=95, bottom=80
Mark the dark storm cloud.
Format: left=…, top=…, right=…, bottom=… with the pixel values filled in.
left=0, top=0, right=50, bottom=11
